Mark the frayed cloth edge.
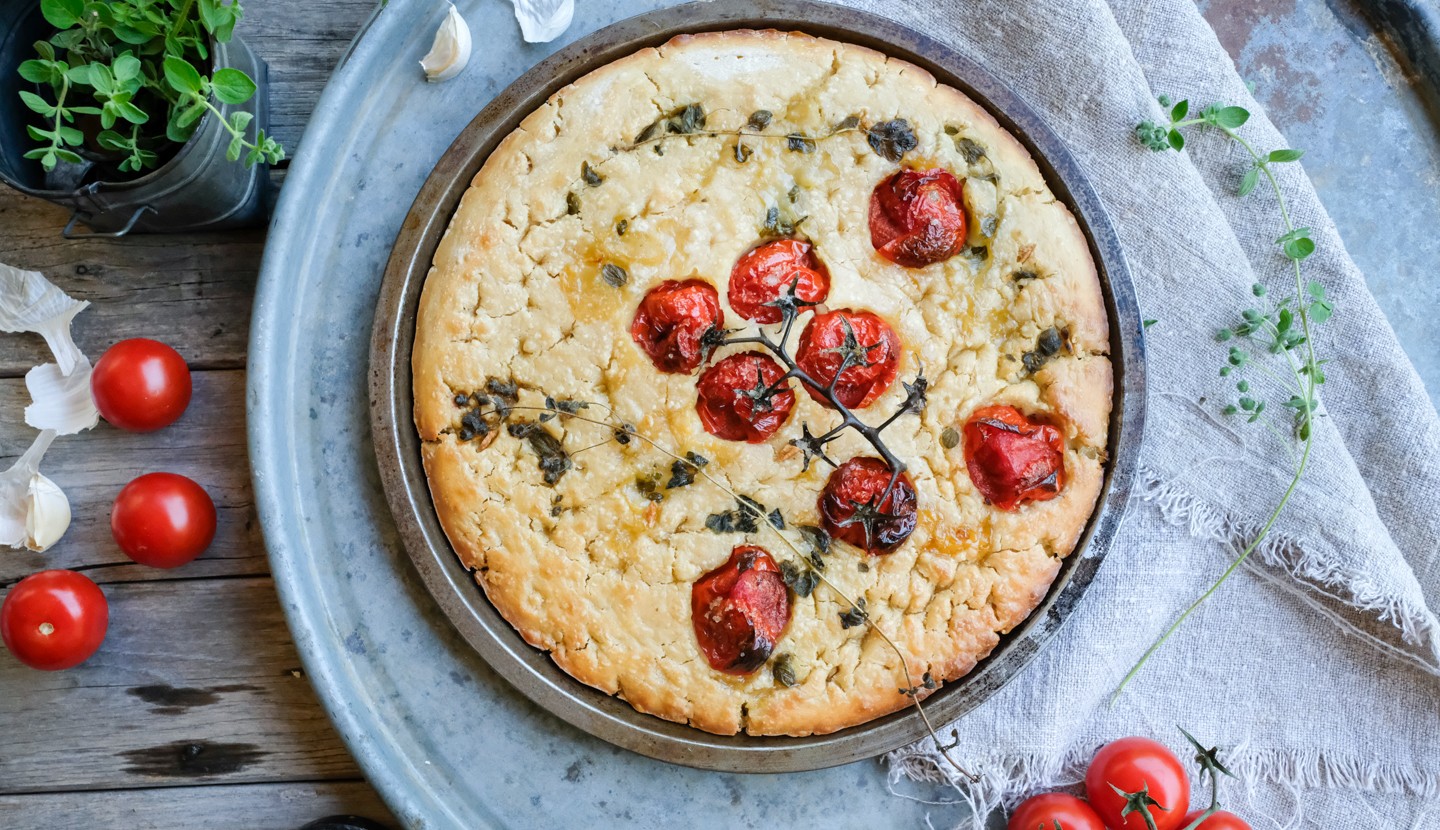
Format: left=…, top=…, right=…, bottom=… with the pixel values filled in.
left=1136, top=464, right=1440, bottom=674
left=885, top=743, right=1440, bottom=830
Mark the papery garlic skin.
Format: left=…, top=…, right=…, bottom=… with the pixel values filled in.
left=421, top=5, right=472, bottom=83
left=24, top=472, right=71, bottom=552
left=0, top=263, right=89, bottom=376
left=513, top=0, right=573, bottom=43
left=25, top=357, right=100, bottom=435
left=1, top=430, right=56, bottom=550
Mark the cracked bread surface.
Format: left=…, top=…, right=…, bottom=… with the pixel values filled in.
left=412, top=30, right=1112, bottom=736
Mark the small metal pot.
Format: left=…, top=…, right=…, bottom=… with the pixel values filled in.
left=0, top=0, right=271, bottom=236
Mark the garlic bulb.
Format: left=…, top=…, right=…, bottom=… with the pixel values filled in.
left=512, top=0, right=573, bottom=43
left=420, top=4, right=472, bottom=83
left=24, top=472, right=70, bottom=552
left=0, top=430, right=70, bottom=552
left=0, top=263, right=89, bottom=376
left=25, top=357, right=99, bottom=435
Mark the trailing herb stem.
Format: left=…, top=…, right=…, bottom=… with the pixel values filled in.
left=1122, top=97, right=1332, bottom=698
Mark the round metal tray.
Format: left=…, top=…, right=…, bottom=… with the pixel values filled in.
left=368, top=0, right=1145, bottom=774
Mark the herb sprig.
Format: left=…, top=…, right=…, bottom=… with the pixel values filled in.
left=1119, top=97, right=1333, bottom=697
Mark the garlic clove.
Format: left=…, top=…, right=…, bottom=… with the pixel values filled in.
left=0, top=430, right=56, bottom=550
left=0, top=263, right=89, bottom=376
left=420, top=4, right=472, bottom=83
left=25, top=356, right=100, bottom=435
left=24, top=472, right=71, bottom=552
left=512, top=0, right=573, bottom=43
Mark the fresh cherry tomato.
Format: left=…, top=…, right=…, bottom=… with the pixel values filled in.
left=1, top=570, right=108, bottom=671
left=818, top=456, right=917, bottom=555
left=1008, top=793, right=1105, bottom=830
left=90, top=338, right=193, bottom=432
left=111, top=472, right=217, bottom=569
left=695, top=351, right=795, bottom=442
left=630, top=279, right=724, bottom=374
left=727, top=239, right=831, bottom=324
left=868, top=168, right=967, bottom=267
left=691, top=545, right=790, bottom=673
left=1085, top=738, right=1191, bottom=830
left=1181, top=810, right=1251, bottom=830
left=795, top=309, right=901, bottom=409
left=963, top=405, right=1066, bottom=511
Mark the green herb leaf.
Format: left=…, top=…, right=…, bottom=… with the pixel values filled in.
left=226, top=132, right=244, bottom=162
left=17, top=59, right=56, bottom=84
left=210, top=67, right=257, bottom=105
left=163, top=56, right=204, bottom=95
left=1267, top=148, right=1304, bottom=163
left=18, top=91, right=54, bottom=117
left=1211, top=106, right=1250, bottom=129
left=1143, top=318, right=1157, bottom=329
left=1238, top=166, right=1259, bottom=197
left=1170, top=99, right=1189, bottom=121
left=1167, top=129, right=1185, bottom=151
left=40, top=0, right=83, bottom=30
left=746, top=110, right=772, bottom=131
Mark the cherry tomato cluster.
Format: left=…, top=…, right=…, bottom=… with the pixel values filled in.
left=1008, top=737, right=1251, bottom=830
left=1, top=338, right=216, bottom=673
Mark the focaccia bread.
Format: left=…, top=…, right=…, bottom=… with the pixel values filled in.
left=412, top=30, right=1111, bottom=736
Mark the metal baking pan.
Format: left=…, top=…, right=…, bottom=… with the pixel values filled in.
left=369, top=0, right=1146, bottom=774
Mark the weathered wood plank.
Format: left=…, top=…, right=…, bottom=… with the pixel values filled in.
left=0, top=370, right=267, bottom=585
left=0, top=577, right=363, bottom=793
left=238, top=0, right=381, bottom=151
left=0, top=781, right=397, bottom=829
left=0, top=187, right=264, bottom=377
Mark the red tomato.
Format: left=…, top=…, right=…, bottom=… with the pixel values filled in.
left=90, top=338, right=193, bottom=432
left=111, top=472, right=217, bottom=569
left=1, top=570, right=108, bottom=671
left=795, top=309, right=901, bottom=409
left=1008, top=793, right=1105, bottom=830
left=1085, top=738, right=1191, bottom=830
left=868, top=168, right=967, bottom=267
left=727, top=239, right=831, bottom=324
left=1181, top=810, right=1251, bottom=830
left=630, top=279, right=724, bottom=374
left=963, top=405, right=1066, bottom=511
left=691, top=545, right=790, bottom=673
left=818, top=456, right=917, bottom=555
left=695, top=351, right=795, bottom=442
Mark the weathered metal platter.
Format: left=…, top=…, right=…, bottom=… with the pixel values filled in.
left=247, top=0, right=1144, bottom=825
left=366, top=0, right=1145, bottom=774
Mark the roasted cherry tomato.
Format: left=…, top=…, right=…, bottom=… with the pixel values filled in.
left=695, top=351, right=795, bottom=442
left=727, top=239, right=831, bottom=324
left=868, top=168, right=967, bottom=267
left=963, top=405, right=1066, bottom=511
left=691, top=545, right=791, bottom=673
left=1, top=570, right=108, bottom=671
left=795, top=309, right=901, bottom=409
left=1085, top=738, right=1191, bottom=830
left=630, top=279, right=724, bottom=373
left=111, top=472, right=217, bottom=569
left=1181, top=810, right=1251, bottom=830
left=1007, top=793, right=1105, bottom=830
left=90, top=338, right=193, bottom=432
left=818, top=456, right=917, bottom=555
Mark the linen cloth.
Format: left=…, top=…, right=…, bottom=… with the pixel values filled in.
left=829, top=0, right=1440, bottom=826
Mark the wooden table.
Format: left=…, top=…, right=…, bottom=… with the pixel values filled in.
left=0, top=3, right=1432, bottom=827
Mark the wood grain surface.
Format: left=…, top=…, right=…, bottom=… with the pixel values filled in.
left=0, top=1, right=392, bottom=827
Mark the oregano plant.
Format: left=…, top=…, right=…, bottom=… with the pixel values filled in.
left=1119, top=97, right=1333, bottom=696
left=15, top=0, right=283, bottom=175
